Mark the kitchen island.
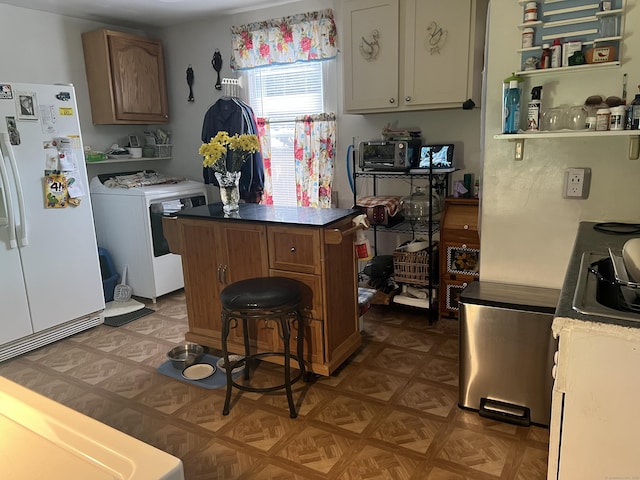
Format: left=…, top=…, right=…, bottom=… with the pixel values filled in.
left=548, top=222, right=640, bottom=479
left=163, top=203, right=361, bottom=376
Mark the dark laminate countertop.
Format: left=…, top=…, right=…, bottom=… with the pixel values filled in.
left=176, top=203, right=359, bottom=227
left=555, top=221, right=640, bottom=328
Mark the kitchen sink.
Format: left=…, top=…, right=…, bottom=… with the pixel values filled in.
left=572, top=252, right=640, bottom=323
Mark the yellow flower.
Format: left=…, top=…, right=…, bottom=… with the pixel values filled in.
left=199, top=131, right=259, bottom=173
left=229, top=134, right=259, bottom=154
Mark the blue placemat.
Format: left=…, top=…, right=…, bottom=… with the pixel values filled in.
left=156, top=353, right=242, bottom=389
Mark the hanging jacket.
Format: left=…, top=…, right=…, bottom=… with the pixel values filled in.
left=201, top=98, right=264, bottom=202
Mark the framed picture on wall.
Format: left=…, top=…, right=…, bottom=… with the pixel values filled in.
left=15, top=91, right=39, bottom=121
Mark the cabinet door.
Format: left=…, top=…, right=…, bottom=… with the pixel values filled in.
left=217, top=223, right=269, bottom=286
left=404, top=0, right=472, bottom=108
left=343, top=0, right=399, bottom=111
left=216, top=223, right=271, bottom=350
left=108, top=34, right=169, bottom=123
left=179, top=219, right=225, bottom=340
left=554, top=328, right=640, bottom=479
left=179, top=220, right=268, bottom=347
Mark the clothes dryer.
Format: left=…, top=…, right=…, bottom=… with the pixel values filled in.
left=90, top=174, right=207, bottom=302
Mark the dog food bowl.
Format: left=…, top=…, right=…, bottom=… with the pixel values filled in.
left=166, top=344, right=205, bottom=370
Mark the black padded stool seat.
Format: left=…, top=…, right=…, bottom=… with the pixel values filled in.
left=220, top=276, right=306, bottom=418
left=220, top=277, right=301, bottom=310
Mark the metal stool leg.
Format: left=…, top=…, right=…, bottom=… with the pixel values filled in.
left=221, top=311, right=233, bottom=416
left=242, top=317, right=250, bottom=381
left=281, top=314, right=296, bottom=418
left=295, top=314, right=306, bottom=382
left=219, top=302, right=304, bottom=418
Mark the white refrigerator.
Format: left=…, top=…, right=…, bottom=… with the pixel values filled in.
left=0, top=82, right=104, bottom=362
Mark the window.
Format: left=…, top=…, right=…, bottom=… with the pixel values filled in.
left=245, top=62, right=329, bottom=206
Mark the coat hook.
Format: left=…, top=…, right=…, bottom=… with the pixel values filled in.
left=186, top=65, right=194, bottom=102
left=212, top=50, right=222, bottom=91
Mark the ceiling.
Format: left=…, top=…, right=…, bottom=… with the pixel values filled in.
left=2, top=0, right=301, bottom=28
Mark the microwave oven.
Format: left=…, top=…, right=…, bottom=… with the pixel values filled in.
left=358, top=139, right=421, bottom=171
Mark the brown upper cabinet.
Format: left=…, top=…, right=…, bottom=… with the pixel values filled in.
left=81, top=29, right=169, bottom=125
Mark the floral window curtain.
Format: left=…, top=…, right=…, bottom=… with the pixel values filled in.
left=231, top=9, right=337, bottom=70
left=294, top=114, right=336, bottom=208
left=256, top=117, right=273, bottom=204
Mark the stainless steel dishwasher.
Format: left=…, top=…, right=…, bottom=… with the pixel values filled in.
left=459, top=281, right=559, bottom=426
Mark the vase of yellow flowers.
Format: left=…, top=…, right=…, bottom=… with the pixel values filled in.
left=200, top=131, right=259, bottom=213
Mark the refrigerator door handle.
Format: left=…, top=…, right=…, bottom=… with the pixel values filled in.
left=0, top=142, right=18, bottom=249
left=0, top=133, right=28, bottom=246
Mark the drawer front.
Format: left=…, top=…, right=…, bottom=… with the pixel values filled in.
left=289, top=317, right=324, bottom=365
left=442, top=205, right=479, bottom=231
left=269, top=269, right=325, bottom=364
left=268, top=226, right=321, bottom=274
left=440, top=278, right=474, bottom=318
left=269, top=269, right=323, bottom=321
left=443, top=243, right=480, bottom=277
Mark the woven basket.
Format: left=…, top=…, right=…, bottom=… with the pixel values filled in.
left=153, top=144, right=172, bottom=157
left=393, top=247, right=436, bottom=286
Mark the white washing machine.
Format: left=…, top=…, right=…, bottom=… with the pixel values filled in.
left=90, top=174, right=208, bottom=302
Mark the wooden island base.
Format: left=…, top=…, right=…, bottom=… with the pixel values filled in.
left=163, top=204, right=361, bottom=376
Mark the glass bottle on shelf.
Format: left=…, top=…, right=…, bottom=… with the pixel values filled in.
left=540, top=44, right=551, bottom=69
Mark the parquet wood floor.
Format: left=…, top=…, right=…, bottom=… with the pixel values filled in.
left=0, top=291, right=548, bottom=479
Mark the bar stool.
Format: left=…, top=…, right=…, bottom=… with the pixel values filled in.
left=220, top=276, right=306, bottom=418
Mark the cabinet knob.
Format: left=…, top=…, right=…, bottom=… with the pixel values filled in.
left=405, top=96, right=411, bottom=102
left=462, top=244, right=467, bottom=249
left=290, top=246, right=296, bottom=253
left=463, top=224, right=469, bottom=230
left=389, top=98, right=395, bottom=104
left=462, top=282, right=468, bottom=287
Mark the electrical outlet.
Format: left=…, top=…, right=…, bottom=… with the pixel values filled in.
left=563, top=167, right=591, bottom=199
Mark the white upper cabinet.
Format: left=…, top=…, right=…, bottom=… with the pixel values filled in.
left=342, top=0, right=488, bottom=113
left=343, top=0, right=400, bottom=111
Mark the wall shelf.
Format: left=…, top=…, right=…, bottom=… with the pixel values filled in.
left=516, top=61, right=620, bottom=76
left=494, top=130, right=639, bottom=140
left=516, top=0, right=625, bottom=72
left=494, top=130, right=640, bottom=161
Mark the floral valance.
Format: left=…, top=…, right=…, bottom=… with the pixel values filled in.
left=230, top=9, right=337, bottom=70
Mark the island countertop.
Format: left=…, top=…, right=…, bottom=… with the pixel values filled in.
left=176, top=203, right=359, bottom=227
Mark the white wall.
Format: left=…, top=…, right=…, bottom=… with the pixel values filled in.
left=0, top=4, right=160, bottom=179
left=482, top=0, right=640, bottom=288
left=6, top=0, right=580, bottom=287
left=160, top=0, right=483, bottom=206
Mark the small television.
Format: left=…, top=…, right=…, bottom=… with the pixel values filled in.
left=411, top=144, right=455, bottom=173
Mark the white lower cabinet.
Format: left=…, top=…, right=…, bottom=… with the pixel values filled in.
left=342, top=0, right=487, bottom=113
left=548, top=319, right=640, bottom=479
